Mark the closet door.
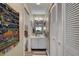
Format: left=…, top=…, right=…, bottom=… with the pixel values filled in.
left=56, top=3, right=64, bottom=56
left=64, top=3, right=79, bottom=56
left=50, top=4, right=57, bottom=56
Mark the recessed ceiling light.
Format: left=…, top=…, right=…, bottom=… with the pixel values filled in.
left=36, top=3, right=40, bottom=5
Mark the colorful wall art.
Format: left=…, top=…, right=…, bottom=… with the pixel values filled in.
left=0, top=3, right=19, bottom=55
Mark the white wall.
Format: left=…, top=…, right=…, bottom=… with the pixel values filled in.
left=24, top=4, right=32, bottom=52
left=23, top=7, right=32, bottom=53
left=4, top=3, right=28, bottom=56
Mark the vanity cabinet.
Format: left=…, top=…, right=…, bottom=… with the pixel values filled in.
left=31, top=36, right=47, bottom=49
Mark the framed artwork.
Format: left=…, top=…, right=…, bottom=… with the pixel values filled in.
left=0, top=3, right=19, bottom=55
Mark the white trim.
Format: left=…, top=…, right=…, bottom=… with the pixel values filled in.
left=62, top=3, right=66, bottom=56
left=48, top=3, right=53, bottom=12
left=50, top=3, right=56, bottom=13
left=24, top=4, right=31, bottom=15
left=46, top=49, right=49, bottom=56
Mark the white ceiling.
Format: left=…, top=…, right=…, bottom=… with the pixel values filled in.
left=26, top=3, right=51, bottom=14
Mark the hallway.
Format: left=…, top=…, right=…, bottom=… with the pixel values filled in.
left=0, top=3, right=79, bottom=56
left=24, top=3, right=50, bottom=56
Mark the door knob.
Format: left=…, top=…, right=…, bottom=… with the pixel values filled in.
left=53, top=38, right=55, bottom=40
left=58, top=42, right=61, bottom=45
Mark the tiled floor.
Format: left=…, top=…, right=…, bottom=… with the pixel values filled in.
left=25, top=50, right=47, bottom=56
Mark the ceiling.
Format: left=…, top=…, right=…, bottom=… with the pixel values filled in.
left=26, top=3, right=51, bottom=14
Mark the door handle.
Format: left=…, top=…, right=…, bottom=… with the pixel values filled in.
left=58, top=42, right=61, bottom=45
left=53, top=38, right=55, bottom=40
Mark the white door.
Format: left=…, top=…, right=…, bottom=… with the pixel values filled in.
left=64, top=3, right=79, bottom=56
left=56, top=3, right=64, bottom=56
left=50, top=4, right=57, bottom=56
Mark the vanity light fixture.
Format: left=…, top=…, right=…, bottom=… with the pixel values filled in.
left=36, top=3, right=40, bottom=5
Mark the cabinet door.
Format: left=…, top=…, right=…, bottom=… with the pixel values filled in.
left=38, top=38, right=47, bottom=49
left=31, top=39, right=38, bottom=49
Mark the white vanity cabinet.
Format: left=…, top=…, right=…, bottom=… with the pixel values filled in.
left=31, top=38, right=38, bottom=49
left=31, top=36, right=47, bottom=49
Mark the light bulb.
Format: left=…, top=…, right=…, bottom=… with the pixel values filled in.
left=36, top=3, right=40, bottom=5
